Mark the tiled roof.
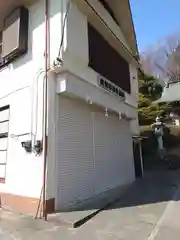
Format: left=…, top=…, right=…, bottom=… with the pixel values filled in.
left=156, top=81, right=180, bottom=103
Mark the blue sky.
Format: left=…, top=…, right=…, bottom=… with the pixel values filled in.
left=130, top=0, right=180, bottom=52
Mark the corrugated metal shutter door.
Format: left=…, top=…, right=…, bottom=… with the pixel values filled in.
left=57, top=97, right=94, bottom=208
left=122, top=120, right=135, bottom=182
left=93, top=113, right=113, bottom=193
left=93, top=112, right=133, bottom=194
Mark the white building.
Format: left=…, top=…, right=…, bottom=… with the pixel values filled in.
left=0, top=0, right=140, bottom=216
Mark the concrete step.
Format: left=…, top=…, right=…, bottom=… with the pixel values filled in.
left=47, top=185, right=129, bottom=228
left=47, top=209, right=101, bottom=228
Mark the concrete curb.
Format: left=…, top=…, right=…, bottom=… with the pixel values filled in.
left=48, top=184, right=133, bottom=228
left=47, top=196, right=123, bottom=228
left=72, top=197, right=121, bottom=228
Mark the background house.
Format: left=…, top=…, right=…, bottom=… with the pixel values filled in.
left=0, top=0, right=139, bottom=215
left=156, top=81, right=180, bottom=126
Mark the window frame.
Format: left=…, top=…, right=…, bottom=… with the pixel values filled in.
left=0, top=6, right=29, bottom=70
left=88, top=23, right=131, bottom=94
left=0, top=105, right=10, bottom=183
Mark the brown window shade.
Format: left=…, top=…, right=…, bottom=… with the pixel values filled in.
left=88, top=23, right=131, bottom=93
left=0, top=31, right=2, bottom=63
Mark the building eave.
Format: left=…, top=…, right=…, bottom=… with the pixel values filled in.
left=107, top=0, right=139, bottom=57
left=75, top=0, right=139, bottom=65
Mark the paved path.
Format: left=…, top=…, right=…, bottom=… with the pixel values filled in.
left=1, top=170, right=180, bottom=239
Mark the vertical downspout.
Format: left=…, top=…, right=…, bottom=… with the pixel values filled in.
left=42, top=0, right=49, bottom=221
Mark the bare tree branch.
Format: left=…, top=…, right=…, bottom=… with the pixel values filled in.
left=140, top=31, right=180, bottom=83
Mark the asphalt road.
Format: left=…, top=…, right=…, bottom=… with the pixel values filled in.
left=0, top=229, right=15, bottom=240
left=1, top=170, right=180, bottom=240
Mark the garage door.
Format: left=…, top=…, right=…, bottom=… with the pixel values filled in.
left=57, top=97, right=134, bottom=209
left=57, top=97, right=94, bottom=208
left=93, top=112, right=134, bottom=194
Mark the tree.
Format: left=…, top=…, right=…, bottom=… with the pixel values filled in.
left=140, top=49, right=162, bottom=78
left=139, top=73, right=163, bottom=100
left=154, top=32, right=180, bottom=82
left=140, top=31, right=180, bottom=83
left=138, top=71, right=165, bottom=125
left=139, top=32, right=180, bottom=126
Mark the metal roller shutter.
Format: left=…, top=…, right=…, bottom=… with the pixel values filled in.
left=93, top=113, right=132, bottom=194
left=57, top=97, right=134, bottom=209
left=57, top=97, right=94, bottom=208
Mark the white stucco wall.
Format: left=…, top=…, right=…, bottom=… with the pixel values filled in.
left=0, top=0, right=63, bottom=199
left=129, top=64, right=139, bottom=135
left=61, top=1, right=139, bottom=133
left=0, top=0, right=139, bottom=202
left=48, top=0, right=139, bottom=202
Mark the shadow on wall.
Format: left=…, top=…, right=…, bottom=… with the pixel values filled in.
left=12, top=0, right=63, bottom=70
left=75, top=127, right=180, bottom=216
left=54, top=169, right=180, bottom=216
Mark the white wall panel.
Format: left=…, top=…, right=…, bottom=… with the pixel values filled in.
left=0, top=108, right=9, bottom=122
left=0, top=121, right=9, bottom=135
left=0, top=165, right=6, bottom=178
left=0, top=151, right=7, bottom=164
left=0, top=138, right=8, bottom=150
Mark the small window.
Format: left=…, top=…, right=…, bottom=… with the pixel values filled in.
left=0, top=105, right=10, bottom=183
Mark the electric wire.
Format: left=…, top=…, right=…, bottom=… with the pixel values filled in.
left=58, top=0, right=71, bottom=58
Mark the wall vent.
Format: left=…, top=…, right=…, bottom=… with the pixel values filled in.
left=98, top=76, right=125, bottom=99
